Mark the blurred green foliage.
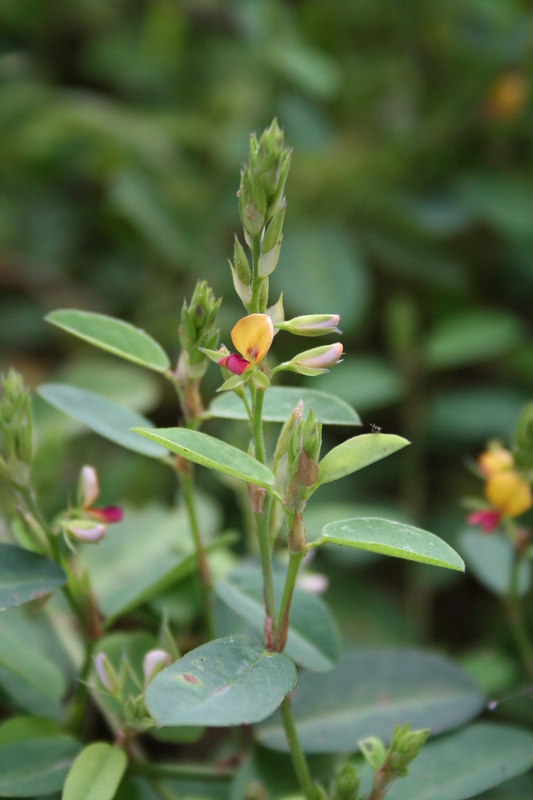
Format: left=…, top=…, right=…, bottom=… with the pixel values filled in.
left=2, top=0, right=533, bottom=688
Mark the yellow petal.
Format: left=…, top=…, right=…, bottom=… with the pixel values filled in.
left=231, top=314, right=274, bottom=365
left=478, top=445, right=513, bottom=476
left=485, top=471, right=532, bottom=517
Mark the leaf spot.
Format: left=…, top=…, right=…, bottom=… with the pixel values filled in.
left=182, top=673, right=199, bottom=684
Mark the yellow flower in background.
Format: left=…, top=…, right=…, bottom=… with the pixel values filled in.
left=485, top=471, right=533, bottom=518
left=218, top=314, right=274, bottom=375
left=477, top=444, right=514, bottom=477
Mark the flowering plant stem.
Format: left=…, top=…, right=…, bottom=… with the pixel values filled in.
left=179, top=469, right=216, bottom=640
left=251, top=383, right=315, bottom=799
left=280, top=697, right=316, bottom=800
left=171, top=373, right=216, bottom=639
left=505, top=549, right=533, bottom=680
left=251, top=385, right=277, bottom=632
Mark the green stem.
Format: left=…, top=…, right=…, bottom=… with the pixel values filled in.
left=131, top=761, right=235, bottom=781
left=251, top=386, right=277, bottom=635
left=253, top=387, right=267, bottom=465
left=65, top=640, right=94, bottom=735
left=250, top=235, right=262, bottom=314
left=179, top=470, right=216, bottom=640
left=255, top=497, right=277, bottom=638
left=280, top=698, right=315, bottom=800
left=504, top=550, right=533, bottom=681
left=276, top=552, right=304, bottom=651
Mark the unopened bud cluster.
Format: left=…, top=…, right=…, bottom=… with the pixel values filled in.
left=0, top=369, right=33, bottom=487
left=93, top=646, right=173, bottom=730
left=359, top=723, right=428, bottom=796
left=232, top=119, right=291, bottom=311
left=178, top=280, right=221, bottom=380
left=273, top=407, right=322, bottom=552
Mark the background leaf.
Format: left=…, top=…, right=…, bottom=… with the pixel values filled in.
left=424, top=310, right=524, bottom=371
left=458, top=528, right=531, bottom=596
left=385, top=723, right=533, bottom=800
left=80, top=500, right=224, bottom=619
left=255, top=650, right=484, bottom=753
left=214, top=566, right=339, bottom=672
left=0, top=736, right=81, bottom=797
left=207, top=387, right=361, bottom=426
left=0, top=544, right=66, bottom=611
left=37, top=384, right=167, bottom=458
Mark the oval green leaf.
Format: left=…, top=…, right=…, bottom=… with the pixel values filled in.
left=255, top=649, right=484, bottom=753
left=214, top=567, right=339, bottom=672
left=145, top=635, right=296, bottom=727
left=319, top=518, right=465, bottom=572
left=46, top=309, right=170, bottom=373
left=317, top=433, right=409, bottom=486
left=0, top=736, right=81, bottom=797
left=132, top=428, right=275, bottom=488
left=38, top=384, right=167, bottom=459
left=0, top=544, right=66, bottom=611
left=459, top=528, right=531, bottom=596
left=385, top=723, right=533, bottom=800
left=207, top=387, right=361, bottom=426
left=62, top=742, right=127, bottom=800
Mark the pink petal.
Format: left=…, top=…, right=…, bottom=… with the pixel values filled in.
left=217, top=353, right=250, bottom=375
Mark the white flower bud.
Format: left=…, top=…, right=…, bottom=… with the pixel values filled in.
left=143, top=649, right=172, bottom=685
left=66, top=519, right=106, bottom=543
left=94, top=653, right=118, bottom=692
left=78, top=465, right=100, bottom=508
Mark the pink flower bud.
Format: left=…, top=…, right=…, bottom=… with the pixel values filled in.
left=94, top=653, right=115, bottom=692
left=297, top=572, right=329, bottom=594
left=66, top=520, right=106, bottom=543
left=292, top=343, right=343, bottom=373
left=467, top=510, right=501, bottom=533
left=281, top=315, right=341, bottom=337
left=143, top=649, right=172, bottom=684
left=87, top=506, right=123, bottom=524
left=79, top=465, right=100, bottom=508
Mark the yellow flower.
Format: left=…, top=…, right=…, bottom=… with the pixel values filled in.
left=478, top=445, right=514, bottom=477
left=218, top=314, right=274, bottom=375
left=485, top=471, right=533, bottom=518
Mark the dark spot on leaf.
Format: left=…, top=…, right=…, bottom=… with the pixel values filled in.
left=182, top=673, right=199, bottom=684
